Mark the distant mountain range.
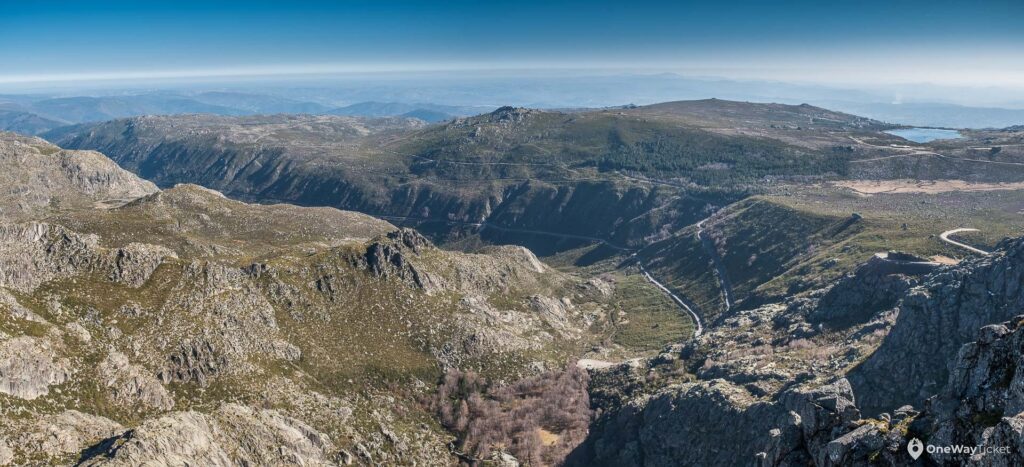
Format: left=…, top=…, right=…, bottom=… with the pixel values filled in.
left=326, top=101, right=493, bottom=121
left=43, top=99, right=889, bottom=256
left=0, top=104, right=65, bottom=135
left=817, top=101, right=1024, bottom=129
left=4, top=73, right=1024, bottom=136
left=0, top=92, right=495, bottom=135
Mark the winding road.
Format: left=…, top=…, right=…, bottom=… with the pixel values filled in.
left=939, top=228, right=991, bottom=256
left=697, top=218, right=734, bottom=312
left=848, top=135, right=1024, bottom=167
left=380, top=212, right=706, bottom=337
left=637, top=261, right=704, bottom=337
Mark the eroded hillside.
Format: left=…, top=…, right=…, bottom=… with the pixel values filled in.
left=0, top=133, right=691, bottom=465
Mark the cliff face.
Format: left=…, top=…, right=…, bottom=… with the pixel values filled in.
left=574, top=238, right=1024, bottom=466
left=761, top=314, right=1024, bottom=466
left=574, top=370, right=866, bottom=466
left=849, top=239, right=1024, bottom=414
left=922, top=318, right=1024, bottom=465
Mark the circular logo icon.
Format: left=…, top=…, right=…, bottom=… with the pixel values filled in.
left=908, top=438, right=924, bottom=460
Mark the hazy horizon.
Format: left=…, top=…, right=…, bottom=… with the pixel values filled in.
left=3, top=1, right=1024, bottom=105
left=3, top=0, right=1024, bottom=128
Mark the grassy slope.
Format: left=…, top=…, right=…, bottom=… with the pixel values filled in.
left=392, top=108, right=850, bottom=185
left=608, top=273, right=696, bottom=352
left=635, top=183, right=1024, bottom=322
left=637, top=227, right=723, bottom=318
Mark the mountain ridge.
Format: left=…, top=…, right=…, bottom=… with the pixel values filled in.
left=0, top=132, right=691, bottom=465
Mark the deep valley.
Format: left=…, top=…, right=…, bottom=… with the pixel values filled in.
left=2, top=98, right=1024, bottom=466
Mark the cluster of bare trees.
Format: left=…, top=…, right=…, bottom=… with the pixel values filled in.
left=430, top=366, right=593, bottom=466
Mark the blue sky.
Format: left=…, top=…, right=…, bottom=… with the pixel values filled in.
left=2, top=0, right=1023, bottom=86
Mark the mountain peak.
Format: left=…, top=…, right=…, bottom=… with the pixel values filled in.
left=488, top=106, right=534, bottom=122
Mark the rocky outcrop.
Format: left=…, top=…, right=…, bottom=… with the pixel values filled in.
left=850, top=238, right=1024, bottom=414
left=488, top=450, right=522, bottom=467
left=0, top=287, right=45, bottom=323
left=915, top=318, right=1024, bottom=465
left=17, top=411, right=124, bottom=459
left=0, top=336, right=70, bottom=400
left=65, top=321, right=91, bottom=342
left=581, top=277, right=615, bottom=297
left=82, top=411, right=234, bottom=466
left=445, top=247, right=559, bottom=298
left=505, top=246, right=547, bottom=274
left=0, top=132, right=157, bottom=219
left=761, top=315, right=1024, bottom=466
left=361, top=229, right=439, bottom=291
left=0, top=222, right=102, bottom=292
left=355, top=229, right=558, bottom=300
left=157, top=338, right=227, bottom=387
left=758, top=379, right=865, bottom=466
left=577, top=375, right=869, bottom=467
left=385, top=227, right=431, bottom=253
left=155, top=261, right=301, bottom=385
left=108, top=242, right=177, bottom=288
left=215, top=404, right=337, bottom=466
left=529, top=295, right=580, bottom=336
left=0, top=222, right=174, bottom=292
left=0, top=440, right=12, bottom=466
left=437, top=295, right=547, bottom=368
left=576, top=378, right=784, bottom=466
left=99, top=350, right=175, bottom=411
left=808, top=252, right=924, bottom=327
left=484, top=106, right=535, bottom=124
left=80, top=404, right=338, bottom=466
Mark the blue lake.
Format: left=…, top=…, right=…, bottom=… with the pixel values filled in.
left=884, top=128, right=963, bottom=143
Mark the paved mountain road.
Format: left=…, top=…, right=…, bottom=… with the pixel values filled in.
left=381, top=212, right=706, bottom=337
left=637, top=261, right=703, bottom=337
left=940, top=228, right=991, bottom=256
